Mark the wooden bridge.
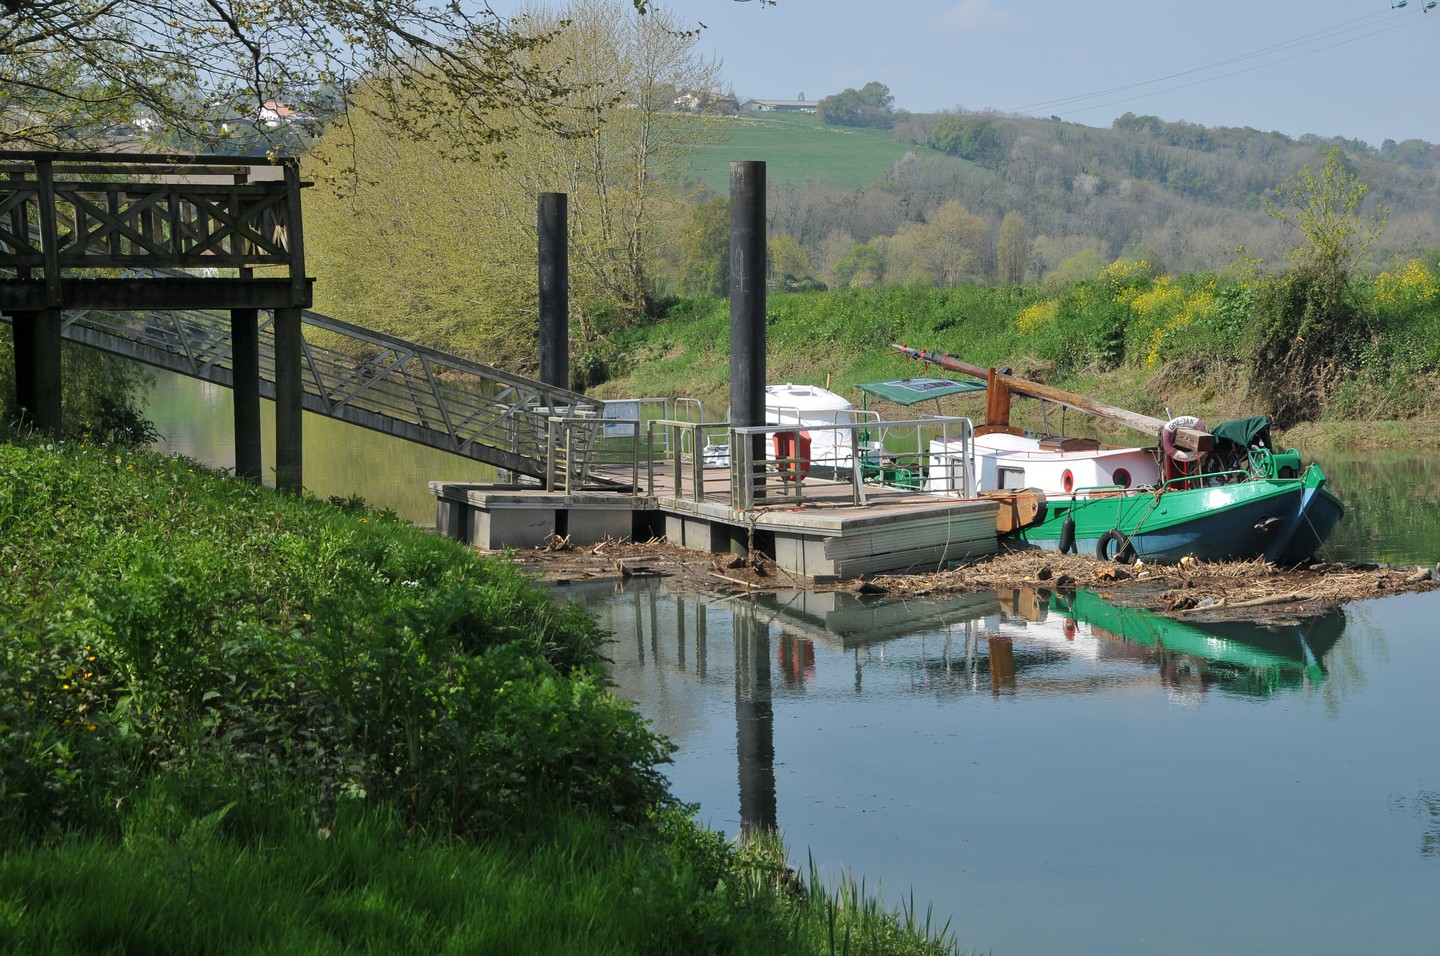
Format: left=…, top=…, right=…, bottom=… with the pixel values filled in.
left=0, top=152, right=600, bottom=489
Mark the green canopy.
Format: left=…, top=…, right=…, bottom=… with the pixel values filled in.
left=1210, top=415, right=1273, bottom=451
left=855, top=377, right=985, bottom=406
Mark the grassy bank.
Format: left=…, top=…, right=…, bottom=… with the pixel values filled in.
left=0, top=436, right=960, bottom=954
left=594, top=267, right=1440, bottom=449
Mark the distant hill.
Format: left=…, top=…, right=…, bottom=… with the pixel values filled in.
left=681, top=111, right=928, bottom=192
left=678, top=110, right=1440, bottom=278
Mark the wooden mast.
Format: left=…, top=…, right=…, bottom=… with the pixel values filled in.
left=892, top=343, right=1214, bottom=455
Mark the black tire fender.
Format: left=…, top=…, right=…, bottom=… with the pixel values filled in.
left=1058, top=515, right=1077, bottom=555
left=1096, top=529, right=1136, bottom=564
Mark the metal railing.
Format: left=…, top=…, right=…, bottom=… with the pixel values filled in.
left=2, top=293, right=604, bottom=479
left=645, top=419, right=734, bottom=503
left=727, top=414, right=976, bottom=511
left=730, top=422, right=867, bottom=510
left=533, top=409, right=980, bottom=511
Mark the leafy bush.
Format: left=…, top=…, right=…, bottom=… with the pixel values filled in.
left=1247, top=268, right=1373, bottom=426
left=0, top=438, right=671, bottom=843
left=0, top=336, right=157, bottom=442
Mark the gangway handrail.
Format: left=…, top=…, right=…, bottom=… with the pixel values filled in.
left=0, top=292, right=604, bottom=481
left=645, top=418, right=731, bottom=503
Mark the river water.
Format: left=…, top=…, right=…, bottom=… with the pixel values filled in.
left=147, top=370, right=1440, bottom=956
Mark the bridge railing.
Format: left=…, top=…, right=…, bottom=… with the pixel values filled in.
left=0, top=151, right=309, bottom=311
left=11, top=289, right=605, bottom=479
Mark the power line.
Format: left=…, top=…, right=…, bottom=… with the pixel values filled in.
left=1002, top=8, right=1425, bottom=119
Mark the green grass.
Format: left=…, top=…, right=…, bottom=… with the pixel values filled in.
left=600, top=285, right=1038, bottom=416
left=0, top=435, right=965, bottom=955
left=682, top=111, right=939, bottom=193
left=0, top=802, right=963, bottom=955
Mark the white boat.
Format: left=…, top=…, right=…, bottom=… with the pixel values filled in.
left=925, top=431, right=1161, bottom=497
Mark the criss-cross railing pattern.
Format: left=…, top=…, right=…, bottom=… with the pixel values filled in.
left=0, top=158, right=295, bottom=271
left=0, top=152, right=604, bottom=483
left=52, top=299, right=605, bottom=480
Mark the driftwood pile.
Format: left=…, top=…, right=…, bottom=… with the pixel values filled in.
left=506, top=535, right=1440, bottom=624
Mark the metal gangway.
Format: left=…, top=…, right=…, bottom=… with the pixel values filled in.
left=0, top=150, right=604, bottom=485
left=5, top=293, right=605, bottom=482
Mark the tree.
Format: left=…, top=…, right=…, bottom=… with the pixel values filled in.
left=677, top=197, right=730, bottom=296
left=818, top=81, right=898, bottom=129
left=930, top=115, right=1003, bottom=167
left=1047, top=248, right=1105, bottom=285
left=996, top=211, right=1030, bottom=285
left=767, top=232, right=815, bottom=290
left=302, top=0, right=719, bottom=368
left=885, top=200, right=989, bottom=287
left=832, top=242, right=885, bottom=288
left=519, top=0, right=724, bottom=314
left=1250, top=147, right=1388, bottom=426
left=0, top=1, right=576, bottom=150
left=0, top=0, right=726, bottom=150
left=1265, top=147, right=1385, bottom=285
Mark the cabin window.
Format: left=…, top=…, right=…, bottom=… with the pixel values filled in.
left=998, top=466, right=1026, bottom=489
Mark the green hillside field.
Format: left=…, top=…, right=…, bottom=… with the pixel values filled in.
left=683, top=111, right=936, bottom=193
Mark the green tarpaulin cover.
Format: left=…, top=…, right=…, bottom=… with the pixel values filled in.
left=1210, top=415, right=1273, bottom=450
left=855, top=378, right=986, bottom=406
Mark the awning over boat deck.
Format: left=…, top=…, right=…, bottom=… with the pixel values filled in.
left=855, top=377, right=986, bottom=406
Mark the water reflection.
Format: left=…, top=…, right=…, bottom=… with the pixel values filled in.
left=565, top=579, right=1347, bottom=836
left=747, top=585, right=1343, bottom=701
left=735, top=612, right=777, bottom=836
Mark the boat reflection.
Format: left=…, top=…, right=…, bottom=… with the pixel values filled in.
left=748, top=585, right=1343, bottom=699
left=555, top=578, right=1346, bottom=835
left=1035, top=588, right=1343, bottom=696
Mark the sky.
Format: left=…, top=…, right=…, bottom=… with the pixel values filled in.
left=494, top=0, right=1439, bottom=147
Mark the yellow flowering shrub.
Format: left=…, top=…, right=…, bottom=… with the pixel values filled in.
left=1144, top=287, right=1216, bottom=367
left=1126, top=275, right=1182, bottom=316
left=1016, top=298, right=1060, bottom=334
left=1098, top=258, right=1151, bottom=290
left=1374, top=259, right=1439, bottom=308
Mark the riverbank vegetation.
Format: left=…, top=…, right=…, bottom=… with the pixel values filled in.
left=585, top=242, right=1440, bottom=446
left=0, top=435, right=960, bottom=954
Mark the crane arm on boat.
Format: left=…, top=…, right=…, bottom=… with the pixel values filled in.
left=889, top=343, right=1213, bottom=456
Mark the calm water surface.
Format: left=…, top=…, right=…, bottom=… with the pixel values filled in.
left=143, top=371, right=495, bottom=525
left=148, top=371, right=1440, bottom=955
left=556, top=582, right=1440, bottom=956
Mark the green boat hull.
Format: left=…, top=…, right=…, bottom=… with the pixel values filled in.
left=1015, top=464, right=1344, bottom=564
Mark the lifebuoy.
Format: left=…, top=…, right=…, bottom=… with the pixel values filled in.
left=1160, top=415, right=1207, bottom=463
left=773, top=430, right=812, bottom=481
left=1097, top=528, right=1136, bottom=564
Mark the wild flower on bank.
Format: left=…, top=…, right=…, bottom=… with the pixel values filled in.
left=1099, top=258, right=1152, bottom=299
left=1127, top=275, right=1182, bottom=317
left=1144, top=285, right=1216, bottom=368
left=1016, top=299, right=1059, bottom=334
left=1374, top=259, right=1439, bottom=308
